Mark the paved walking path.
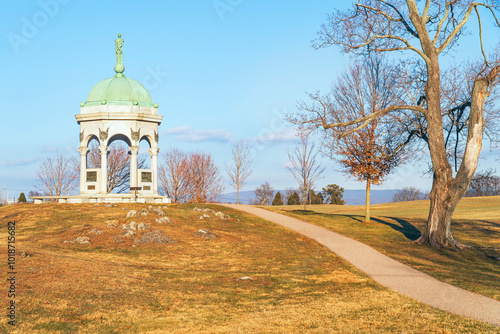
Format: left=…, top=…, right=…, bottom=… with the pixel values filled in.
left=220, top=204, right=500, bottom=327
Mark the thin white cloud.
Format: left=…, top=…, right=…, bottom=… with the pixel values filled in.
left=162, top=125, right=233, bottom=143
left=249, top=127, right=297, bottom=144
left=0, top=157, right=39, bottom=167
left=163, top=125, right=191, bottom=135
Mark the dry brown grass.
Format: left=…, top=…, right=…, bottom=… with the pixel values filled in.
left=0, top=203, right=498, bottom=333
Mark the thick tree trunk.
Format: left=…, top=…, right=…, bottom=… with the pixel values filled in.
left=416, top=65, right=495, bottom=250
left=364, top=179, right=371, bottom=223
left=416, top=181, right=464, bottom=250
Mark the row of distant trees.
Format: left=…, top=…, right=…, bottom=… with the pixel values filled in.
left=32, top=138, right=499, bottom=206
left=391, top=169, right=500, bottom=202
left=251, top=182, right=345, bottom=206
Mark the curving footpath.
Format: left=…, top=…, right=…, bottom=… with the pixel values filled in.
left=220, top=204, right=500, bottom=327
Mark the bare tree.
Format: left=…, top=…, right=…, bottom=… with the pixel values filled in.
left=291, top=1, right=500, bottom=250
left=465, top=169, right=500, bottom=196
left=36, top=154, right=78, bottom=196
left=251, top=182, right=274, bottom=205
left=226, top=140, right=253, bottom=204
left=299, top=57, right=409, bottom=222
left=185, top=153, right=224, bottom=203
left=158, top=148, right=189, bottom=203
left=392, top=187, right=426, bottom=202
left=287, top=131, right=325, bottom=210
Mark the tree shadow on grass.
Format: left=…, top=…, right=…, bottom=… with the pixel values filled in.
left=370, top=217, right=422, bottom=241
left=338, top=215, right=422, bottom=241
left=288, top=209, right=422, bottom=242
left=288, top=210, right=321, bottom=215
left=477, top=220, right=500, bottom=228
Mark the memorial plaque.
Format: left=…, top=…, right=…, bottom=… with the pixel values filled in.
left=141, top=172, right=152, bottom=183
left=87, top=171, right=97, bottom=182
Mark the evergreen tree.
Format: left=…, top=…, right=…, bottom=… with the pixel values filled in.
left=18, top=193, right=27, bottom=203
left=310, top=190, right=323, bottom=204
left=322, top=184, right=345, bottom=205
left=272, top=191, right=284, bottom=206
left=287, top=192, right=300, bottom=205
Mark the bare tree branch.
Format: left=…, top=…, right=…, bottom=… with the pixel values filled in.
left=226, top=140, right=253, bottom=204
left=287, top=131, right=324, bottom=210
left=36, top=154, right=78, bottom=196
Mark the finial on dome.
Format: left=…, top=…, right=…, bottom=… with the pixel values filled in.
left=114, top=33, right=125, bottom=76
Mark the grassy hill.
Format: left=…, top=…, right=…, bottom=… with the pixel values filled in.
left=0, top=201, right=498, bottom=333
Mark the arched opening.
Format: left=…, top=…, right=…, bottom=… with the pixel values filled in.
left=139, top=137, right=151, bottom=169
left=80, top=135, right=101, bottom=194
left=107, top=134, right=134, bottom=194
left=86, top=136, right=100, bottom=169
left=137, top=136, right=153, bottom=193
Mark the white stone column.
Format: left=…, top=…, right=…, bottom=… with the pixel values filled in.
left=130, top=146, right=140, bottom=192
left=149, top=148, right=160, bottom=194
left=99, top=145, right=109, bottom=194
left=78, top=146, right=89, bottom=194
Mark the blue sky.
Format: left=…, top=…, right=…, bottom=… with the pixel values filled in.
left=0, top=1, right=499, bottom=201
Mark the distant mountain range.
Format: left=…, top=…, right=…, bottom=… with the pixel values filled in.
left=219, top=189, right=400, bottom=205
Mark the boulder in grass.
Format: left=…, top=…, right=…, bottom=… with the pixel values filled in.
left=76, top=236, right=90, bottom=244
left=215, top=211, right=224, bottom=218
left=138, top=223, right=152, bottom=231
left=120, top=230, right=135, bottom=237
left=126, top=210, right=137, bottom=218
left=129, top=222, right=137, bottom=231
left=193, top=229, right=218, bottom=239
left=134, top=230, right=177, bottom=244
left=153, top=208, right=165, bottom=216
left=155, top=217, right=172, bottom=224
left=66, top=236, right=90, bottom=244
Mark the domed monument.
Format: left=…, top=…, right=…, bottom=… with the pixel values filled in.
left=71, top=34, right=168, bottom=203
left=31, top=34, right=169, bottom=204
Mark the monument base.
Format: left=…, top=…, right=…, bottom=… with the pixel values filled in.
left=30, top=194, right=171, bottom=204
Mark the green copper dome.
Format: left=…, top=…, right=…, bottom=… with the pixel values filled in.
left=84, top=34, right=154, bottom=108
left=86, top=76, right=153, bottom=107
